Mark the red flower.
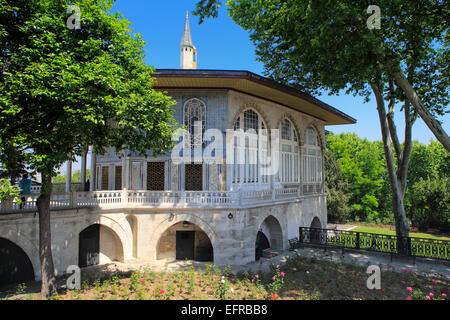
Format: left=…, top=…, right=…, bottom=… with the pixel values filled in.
left=159, top=289, right=165, bottom=295
left=379, top=289, right=384, bottom=293
left=407, top=297, right=412, bottom=300
left=140, top=280, right=145, bottom=284
left=270, top=294, right=279, bottom=300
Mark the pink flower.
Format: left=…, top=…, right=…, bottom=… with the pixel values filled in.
left=442, top=293, right=447, bottom=297
left=432, top=280, right=437, bottom=285
left=387, top=265, right=392, bottom=268
left=426, top=296, right=431, bottom=300
left=406, top=287, right=413, bottom=293
left=280, top=272, right=285, bottom=277
left=407, top=297, right=412, bottom=300
left=140, top=280, right=145, bottom=284
left=402, top=269, right=407, bottom=273
left=379, top=289, right=384, bottom=293
left=159, top=289, right=165, bottom=295
left=276, top=265, right=280, bottom=268
left=429, top=293, right=434, bottom=297
left=251, top=279, right=255, bottom=283
left=254, top=274, right=259, bottom=279
left=409, top=270, right=414, bottom=274
left=272, top=276, right=276, bottom=281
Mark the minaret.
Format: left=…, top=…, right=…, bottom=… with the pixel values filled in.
left=180, top=11, right=197, bottom=69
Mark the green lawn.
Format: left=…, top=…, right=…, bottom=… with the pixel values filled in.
left=350, top=226, right=450, bottom=241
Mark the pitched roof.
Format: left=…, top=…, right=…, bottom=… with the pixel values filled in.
left=180, top=11, right=194, bottom=48
left=153, top=69, right=357, bottom=126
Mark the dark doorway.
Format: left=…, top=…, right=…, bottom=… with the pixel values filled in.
left=176, top=231, right=195, bottom=260
left=79, top=224, right=100, bottom=268
left=0, top=238, right=34, bottom=288
left=255, top=231, right=270, bottom=260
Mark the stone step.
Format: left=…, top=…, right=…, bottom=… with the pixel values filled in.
left=262, top=249, right=280, bottom=258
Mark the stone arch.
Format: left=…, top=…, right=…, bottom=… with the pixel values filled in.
left=276, top=114, right=303, bottom=147
left=310, top=216, right=322, bottom=229
left=230, top=102, right=271, bottom=131
left=309, top=216, right=324, bottom=244
left=62, top=214, right=132, bottom=267
left=0, top=237, right=35, bottom=287
left=150, top=214, right=217, bottom=261
left=78, top=223, right=124, bottom=267
left=254, top=214, right=285, bottom=260
left=302, top=121, right=325, bottom=151
left=0, top=231, right=39, bottom=280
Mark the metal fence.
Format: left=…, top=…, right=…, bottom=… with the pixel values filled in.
left=289, top=227, right=450, bottom=261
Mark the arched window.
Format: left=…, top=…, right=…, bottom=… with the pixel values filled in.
left=302, top=127, right=323, bottom=194
left=279, top=119, right=299, bottom=184
left=232, top=109, right=269, bottom=186
left=184, top=98, right=206, bottom=149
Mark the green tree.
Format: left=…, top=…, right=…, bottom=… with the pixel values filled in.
left=326, top=133, right=385, bottom=222
left=0, top=178, right=20, bottom=202
left=0, top=0, right=176, bottom=296
left=194, top=1, right=450, bottom=249
left=408, top=178, right=450, bottom=232
left=324, top=145, right=351, bottom=223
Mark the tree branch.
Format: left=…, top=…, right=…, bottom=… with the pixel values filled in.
left=386, top=79, right=402, bottom=162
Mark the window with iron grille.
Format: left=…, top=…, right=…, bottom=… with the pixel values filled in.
left=147, top=162, right=165, bottom=191
left=184, top=98, right=206, bottom=150
left=115, top=166, right=122, bottom=190
left=185, top=163, right=203, bottom=191
left=101, top=166, right=109, bottom=190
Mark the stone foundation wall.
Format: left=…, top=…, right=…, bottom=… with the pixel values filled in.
left=0, top=195, right=326, bottom=281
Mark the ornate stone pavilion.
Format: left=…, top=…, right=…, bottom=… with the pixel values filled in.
left=0, top=12, right=355, bottom=285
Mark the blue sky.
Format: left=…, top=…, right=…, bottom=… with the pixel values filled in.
left=64, top=0, right=449, bottom=174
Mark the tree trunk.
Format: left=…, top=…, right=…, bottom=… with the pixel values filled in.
left=36, top=173, right=57, bottom=297
left=393, top=71, right=450, bottom=153
left=371, top=84, right=410, bottom=253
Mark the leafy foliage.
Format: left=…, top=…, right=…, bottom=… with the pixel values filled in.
left=0, top=178, right=20, bottom=201
left=0, top=0, right=177, bottom=180
left=326, top=133, right=449, bottom=230
left=324, top=147, right=351, bottom=223
left=195, top=0, right=449, bottom=115
left=407, top=178, right=450, bottom=232
left=326, top=132, right=385, bottom=222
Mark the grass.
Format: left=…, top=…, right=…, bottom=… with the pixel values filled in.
left=350, top=225, right=450, bottom=241
left=3, top=255, right=449, bottom=301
